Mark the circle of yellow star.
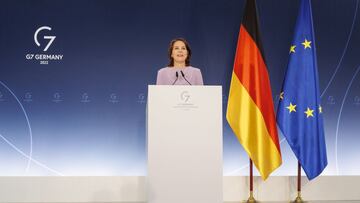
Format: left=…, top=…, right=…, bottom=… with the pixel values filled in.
left=302, top=39, right=312, bottom=49
left=286, top=102, right=297, bottom=113
left=304, top=107, right=314, bottom=118
left=290, top=45, right=296, bottom=53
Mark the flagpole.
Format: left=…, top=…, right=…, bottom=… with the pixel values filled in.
left=294, top=161, right=304, bottom=203
left=247, top=158, right=256, bottom=203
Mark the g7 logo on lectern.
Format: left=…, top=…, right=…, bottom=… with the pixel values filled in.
left=180, top=91, right=190, bottom=103
left=34, top=26, right=56, bottom=52
left=173, top=90, right=197, bottom=110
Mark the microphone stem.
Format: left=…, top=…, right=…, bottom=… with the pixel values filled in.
left=180, top=71, right=192, bottom=85
left=172, top=71, right=179, bottom=85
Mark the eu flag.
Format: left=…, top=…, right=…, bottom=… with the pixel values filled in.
left=277, top=0, right=327, bottom=180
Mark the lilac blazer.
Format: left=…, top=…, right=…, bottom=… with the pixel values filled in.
left=156, top=66, right=204, bottom=85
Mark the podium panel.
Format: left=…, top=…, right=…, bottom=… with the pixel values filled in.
left=147, top=85, right=223, bottom=203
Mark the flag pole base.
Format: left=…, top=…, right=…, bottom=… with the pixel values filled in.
left=247, top=191, right=256, bottom=203
left=293, top=191, right=305, bottom=203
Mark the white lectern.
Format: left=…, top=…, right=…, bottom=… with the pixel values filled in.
left=147, top=85, right=223, bottom=203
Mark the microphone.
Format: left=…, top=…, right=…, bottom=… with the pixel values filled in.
left=180, top=70, right=192, bottom=85
left=172, top=71, right=179, bottom=85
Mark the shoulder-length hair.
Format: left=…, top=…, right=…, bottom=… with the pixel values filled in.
left=168, top=38, right=192, bottom=67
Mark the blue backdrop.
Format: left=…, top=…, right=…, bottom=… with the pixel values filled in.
left=0, top=0, right=359, bottom=176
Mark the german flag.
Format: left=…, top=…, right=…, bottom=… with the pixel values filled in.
left=226, top=0, right=282, bottom=180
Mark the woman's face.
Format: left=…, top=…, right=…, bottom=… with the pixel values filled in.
left=171, top=40, right=188, bottom=64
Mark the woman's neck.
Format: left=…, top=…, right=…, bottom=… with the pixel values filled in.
left=173, top=62, right=186, bottom=68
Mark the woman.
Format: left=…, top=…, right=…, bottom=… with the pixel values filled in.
left=156, top=38, right=203, bottom=85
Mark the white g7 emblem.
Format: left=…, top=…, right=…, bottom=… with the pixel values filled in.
left=180, top=91, right=190, bottom=103
left=34, top=26, right=56, bottom=51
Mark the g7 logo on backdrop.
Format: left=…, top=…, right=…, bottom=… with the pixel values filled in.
left=26, top=26, right=63, bottom=65
left=34, top=26, right=56, bottom=51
